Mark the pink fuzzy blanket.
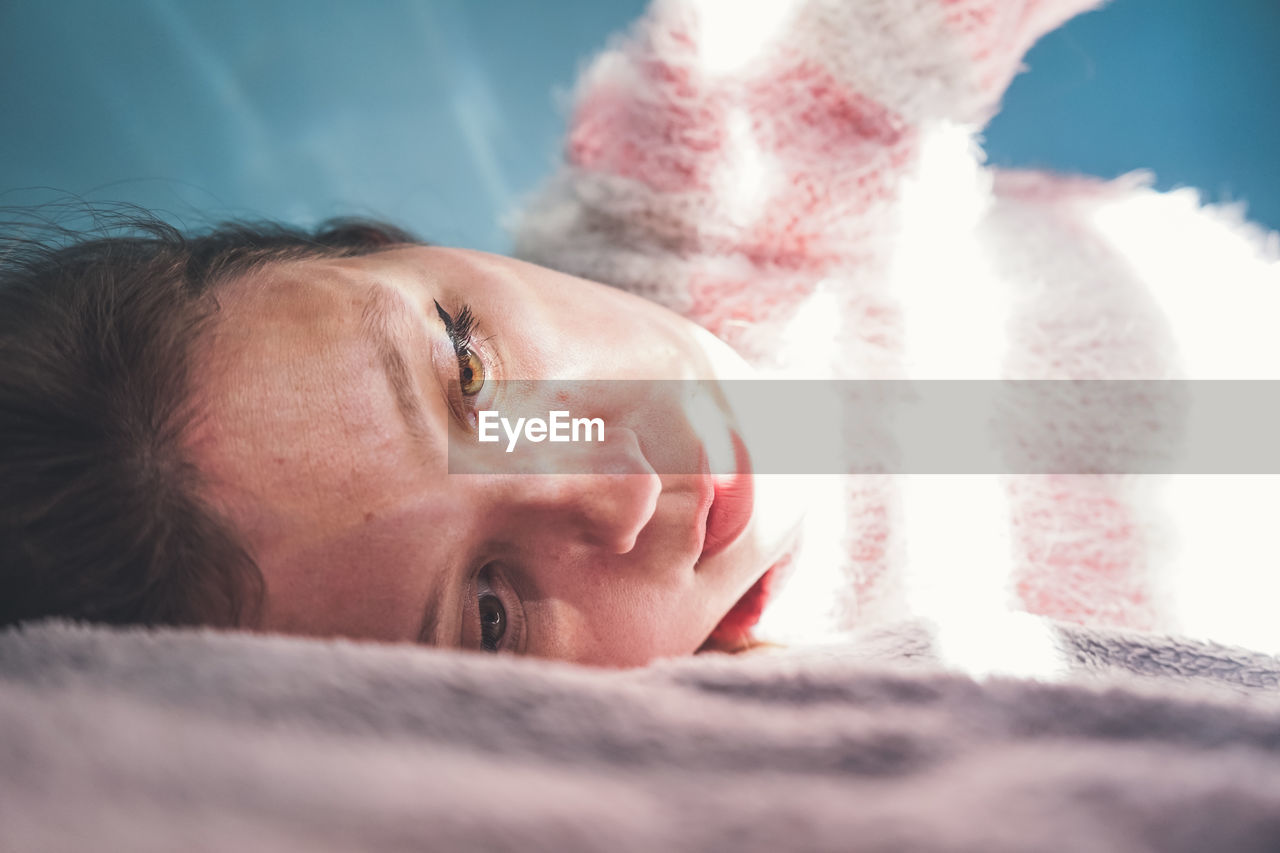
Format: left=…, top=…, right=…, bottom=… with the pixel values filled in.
left=5, top=618, right=1280, bottom=852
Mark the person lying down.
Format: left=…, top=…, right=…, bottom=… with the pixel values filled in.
left=2, top=0, right=1278, bottom=667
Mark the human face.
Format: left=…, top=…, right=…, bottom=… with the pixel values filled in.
left=187, top=246, right=804, bottom=667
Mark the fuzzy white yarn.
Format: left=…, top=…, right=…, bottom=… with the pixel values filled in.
left=512, top=0, right=1280, bottom=653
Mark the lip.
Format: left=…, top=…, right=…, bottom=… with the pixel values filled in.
left=701, top=558, right=783, bottom=651
left=698, top=429, right=754, bottom=562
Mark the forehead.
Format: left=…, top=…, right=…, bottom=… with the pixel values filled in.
left=200, top=262, right=390, bottom=439
left=191, top=258, right=436, bottom=538
left=186, top=255, right=456, bottom=638
left=216, top=256, right=375, bottom=336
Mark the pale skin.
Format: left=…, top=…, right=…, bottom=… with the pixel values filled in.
left=186, top=246, right=803, bottom=667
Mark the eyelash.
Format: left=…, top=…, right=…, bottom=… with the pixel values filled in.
left=433, top=300, right=488, bottom=422
left=441, top=302, right=478, bottom=354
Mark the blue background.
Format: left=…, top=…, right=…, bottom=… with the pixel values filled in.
left=2, top=0, right=1277, bottom=253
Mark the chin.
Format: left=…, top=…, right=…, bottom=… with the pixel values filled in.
left=697, top=553, right=794, bottom=654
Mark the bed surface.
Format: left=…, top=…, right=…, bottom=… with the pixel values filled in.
left=4, top=619, right=1280, bottom=852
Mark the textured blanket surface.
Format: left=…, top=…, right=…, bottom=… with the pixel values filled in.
left=4, top=620, right=1280, bottom=852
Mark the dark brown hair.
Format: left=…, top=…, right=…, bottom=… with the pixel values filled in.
left=0, top=207, right=415, bottom=629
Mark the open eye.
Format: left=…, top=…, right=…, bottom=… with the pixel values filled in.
left=478, top=590, right=505, bottom=652
left=473, top=568, right=524, bottom=655
left=434, top=300, right=491, bottom=422
left=458, top=349, right=485, bottom=397
left=476, top=573, right=506, bottom=653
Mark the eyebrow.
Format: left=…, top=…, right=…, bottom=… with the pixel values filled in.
left=358, top=284, right=450, bottom=647
left=359, top=285, right=432, bottom=441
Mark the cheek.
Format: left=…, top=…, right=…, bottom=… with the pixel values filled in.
left=261, top=509, right=440, bottom=643
left=530, top=580, right=709, bottom=667
left=520, top=277, right=651, bottom=364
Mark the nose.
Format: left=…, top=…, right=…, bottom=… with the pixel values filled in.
left=486, top=426, right=661, bottom=554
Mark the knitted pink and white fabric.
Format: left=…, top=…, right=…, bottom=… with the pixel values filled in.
left=513, top=0, right=1280, bottom=651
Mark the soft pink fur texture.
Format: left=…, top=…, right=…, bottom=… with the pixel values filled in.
left=513, top=0, right=1280, bottom=648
